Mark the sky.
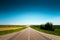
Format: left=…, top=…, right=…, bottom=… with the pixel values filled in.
left=0, top=0, right=60, bottom=25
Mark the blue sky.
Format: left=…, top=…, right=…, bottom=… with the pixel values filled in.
left=0, top=0, right=60, bottom=25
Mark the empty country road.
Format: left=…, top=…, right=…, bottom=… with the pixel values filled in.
left=0, top=27, right=51, bottom=40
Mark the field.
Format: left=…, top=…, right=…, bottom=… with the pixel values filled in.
left=30, top=25, right=60, bottom=36
left=0, top=25, right=27, bottom=35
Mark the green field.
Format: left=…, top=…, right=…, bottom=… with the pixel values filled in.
left=30, top=25, right=60, bottom=36
left=0, top=25, right=27, bottom=35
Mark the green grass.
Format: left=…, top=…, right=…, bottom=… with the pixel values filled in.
left=0, top=25, right=27, bottom=35
left=0, top=27, right=26, bottom=35
left=30, top=25, right=60, bottom=36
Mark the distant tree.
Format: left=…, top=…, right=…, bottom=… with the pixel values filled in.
left=40, top=25, right=45, bottom=29
left=45, top=22, right=54, bottom=31
left=40, top=22, right=54, bottom=31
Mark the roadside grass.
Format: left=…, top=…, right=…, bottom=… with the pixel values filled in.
left=0, top=27, right=23, bottom=31
left=0, top=25, right=27, bottom=35
left=30, top=25, right=60, bottom=36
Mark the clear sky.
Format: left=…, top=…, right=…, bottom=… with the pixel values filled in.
left=0, top=0, right=60, bottom=25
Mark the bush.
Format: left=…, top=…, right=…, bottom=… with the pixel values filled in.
left=40, top=22, right=54, bottom=31
left=40, top=25, right=45, bottom=29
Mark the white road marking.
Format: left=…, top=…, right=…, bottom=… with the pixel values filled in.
left=28, top=28, right=30, bottom=40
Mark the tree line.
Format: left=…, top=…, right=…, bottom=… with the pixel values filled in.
left=40, top=22, right=54, bottom=31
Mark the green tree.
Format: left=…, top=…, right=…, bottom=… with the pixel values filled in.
left=45, top=22, right=54, bottom=31
left=40, top=22, right=54, bottom=31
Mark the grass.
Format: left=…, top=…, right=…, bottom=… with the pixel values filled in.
left=0, top=27, right=23, bottom=31
left=0, top=25, right=27, bottom=35
left=30, top=25, right=60, bottom=36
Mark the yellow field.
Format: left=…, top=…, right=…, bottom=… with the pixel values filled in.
left=0, top=27, right=23, bottom=31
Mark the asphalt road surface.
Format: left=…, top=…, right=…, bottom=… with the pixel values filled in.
left=0, top=27, right=51, bottom=40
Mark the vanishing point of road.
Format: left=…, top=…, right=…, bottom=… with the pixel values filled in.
left=0, top=27, right=51, bottom=40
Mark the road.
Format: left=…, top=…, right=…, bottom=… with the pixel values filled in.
left=0, top=27, right=51, bottom=40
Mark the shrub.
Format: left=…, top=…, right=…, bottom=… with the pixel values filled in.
left=40, top=22, right=54, bottom=31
